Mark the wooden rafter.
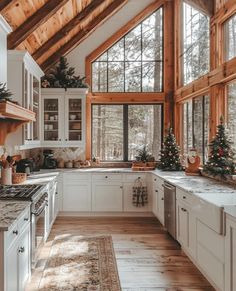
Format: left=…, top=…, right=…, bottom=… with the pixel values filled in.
left=7, top=0, right=69, bottom=49
left=184, top=0, right=214, bottom=16
left=0, top=0, right=13, bottom=12
left=33, top=0, right=105, bottom=61
left=41, top=0, right=128, bottom=71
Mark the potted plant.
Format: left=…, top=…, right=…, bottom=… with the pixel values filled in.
left=0, top=83, right=13, bottom=102
left=132, top=146, right=156, bottom=170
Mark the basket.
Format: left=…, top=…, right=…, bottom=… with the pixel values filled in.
left=12, top=173, right=27, bottom=184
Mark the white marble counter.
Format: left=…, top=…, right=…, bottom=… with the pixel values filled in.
left=0, top=201, right=30, bottom=231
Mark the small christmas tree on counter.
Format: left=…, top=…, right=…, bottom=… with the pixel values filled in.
left=203, top=117, right=235, bottom=177
left=157, top=128, right=183, bottom=171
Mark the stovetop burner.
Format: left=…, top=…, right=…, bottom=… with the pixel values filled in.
left=0, top=184, right=45, bottom=201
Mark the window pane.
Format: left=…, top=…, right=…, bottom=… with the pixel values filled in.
left=142, top=61, right=162, bottom=92
left=227, top=83, right=236, bottom=153
left=125, top=25, right=142, bottom=61
left=125, top=62, right=141, bottom=92
left=142, top=8, right=163, bottom=61
left=193, top=97, right=203, bottom=161
left=92, top=105, right=123, bottom=161
left=224, top=14, right=236, bottom=61
left=183, top=101, right=193, bottom=159
left=128, top=105, right=162, bottom=160
left=108, top=62, right=124, bottom=92
left=204, top=95, right=210, bottom=162
left=182, top=2, right=210, bottom=85
left=92, top=62, right=107, bottom=92
left=108, top=39, right=124, bottom=61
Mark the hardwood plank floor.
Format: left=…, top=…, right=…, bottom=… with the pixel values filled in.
left=26, top=217, right=215, bottom=291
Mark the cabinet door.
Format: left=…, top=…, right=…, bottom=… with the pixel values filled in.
left=177, top=202, right=189, bottom=247
left=65, top=96, right=84, bottom=145
left=6, top=239, right=18, bottom=291
left=32, top=76, right=40, bottom=141
left=18, top=225, right=30, bottom=291
left=63, top=182, right=91, bottom=211
left=92, top=183, right=123, bottom=212
left=42, top=95, right=64, bottom=144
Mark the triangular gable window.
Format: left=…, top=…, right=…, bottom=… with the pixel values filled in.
left=92, top=7, right=163, bottom=93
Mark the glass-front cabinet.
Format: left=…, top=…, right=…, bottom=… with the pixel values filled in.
left=41, top=89, right=87, bottom=146
left=6, top=50, right=44, bottom=149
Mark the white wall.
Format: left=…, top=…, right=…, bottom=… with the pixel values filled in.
left=0, top=15, right=12, bottom=84
left=66, top=0, right=154, bottom=76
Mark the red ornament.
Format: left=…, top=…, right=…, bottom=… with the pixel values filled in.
left=218, top=148, right=224, bottom=156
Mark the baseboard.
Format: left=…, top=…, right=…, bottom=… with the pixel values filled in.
left=58, top=211, right=154, bottom=217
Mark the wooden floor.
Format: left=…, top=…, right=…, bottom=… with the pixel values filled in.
left=26, top=217, right=215, bottom=291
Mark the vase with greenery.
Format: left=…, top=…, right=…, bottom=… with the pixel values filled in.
left=0, top=83, right=13, bottom=102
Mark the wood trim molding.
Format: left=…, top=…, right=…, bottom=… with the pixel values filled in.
left=184, top=0, right=214, bottom=16
left=0, top=14, right=12, bottom=34
left=0, top=0, right=13, bottom=13
left=33, top=0, right=105, bottom=61
left=41, top=0, right=128, bottom=71
left=7, top=0, right=69, bottom=49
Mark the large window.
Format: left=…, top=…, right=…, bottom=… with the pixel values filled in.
left=224, top=14, right=236, bottom=61
left=92, top=104, right=163, bottom=161
left=181, top=2, right=210, bottom=85
left=182, top=95, right=209, bottom=164
left=92, top=8, right=163, bottom=93
left=227, top=83, right=236, bottom=152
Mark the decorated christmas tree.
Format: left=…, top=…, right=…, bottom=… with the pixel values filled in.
left=41, top=56, right=88, bottom=89
left=158, top=128, right=183, bottom=171
left=203, top=117, right=235, bottom=176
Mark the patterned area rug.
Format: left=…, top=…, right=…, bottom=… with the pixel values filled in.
left=38, top=235, right=121, bottom=291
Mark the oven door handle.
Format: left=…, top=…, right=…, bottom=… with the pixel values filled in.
left=32, top=203, right=47, bottom=217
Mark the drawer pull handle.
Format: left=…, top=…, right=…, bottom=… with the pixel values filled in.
left=155, top=190, right=158, bottom=193
left=181, top=208, right=187, bottom=212
left=19, top=247, right=25, bottom=253
left=24, top=218, right=29, bottom=221
left=13, top=230, right=18, bottom=235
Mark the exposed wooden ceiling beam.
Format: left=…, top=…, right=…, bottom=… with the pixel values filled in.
left=7, top=0, right=69, bottom=49
left=0, top=0, right=13, bottom=12
left=41, top=0, right=128, bottom=72
left=184, top=0, right=214, bottom=16
left=33, top=0, right=105, bottom=61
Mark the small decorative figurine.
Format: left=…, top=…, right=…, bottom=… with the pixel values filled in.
left=185, top=148, right=201, bottom=176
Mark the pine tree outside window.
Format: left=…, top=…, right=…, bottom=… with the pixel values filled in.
left=224, top=14, right=236, bottom=61
left=181, top=2, right=210, bottom=85
left=92, top=8, right=163, bottom=93
left=227, top=82, right=236, bottom=153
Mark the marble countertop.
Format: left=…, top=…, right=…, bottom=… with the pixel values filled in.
left=0, top=201, right=30, bottom=231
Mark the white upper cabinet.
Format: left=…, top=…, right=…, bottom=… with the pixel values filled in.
left=41, top=88, right=87, bottom=147
left=0, top=15, right=12, bottom=84
left=6, top=50, right=44, bottom=149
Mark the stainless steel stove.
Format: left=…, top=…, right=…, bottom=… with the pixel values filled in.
left=0, top=184, right=49, bottom=266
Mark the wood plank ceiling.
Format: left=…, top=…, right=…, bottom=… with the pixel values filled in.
left=0, top=0, right=127, bottom=71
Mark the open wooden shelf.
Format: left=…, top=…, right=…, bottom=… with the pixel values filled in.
left=0, top=101, right=36, bottom=121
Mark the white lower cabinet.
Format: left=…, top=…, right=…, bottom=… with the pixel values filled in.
left=63, top=181, right=91, bottom=212
left=4, top=206, right=31, bottom=291
left=225, top=214, right=236, bottom=291
left=157, top=186, right=164, bottom=225
left=177, top=201, right=189, bottom=247
left=92, top=182, right=123, bottom=212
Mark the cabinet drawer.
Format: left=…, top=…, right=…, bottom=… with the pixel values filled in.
left=63, top=173, right=91, bottom=183
left=152, top=175, right=164, bottom=189
left=92, top=173, right=122, bottom=181
left=5, top=221, right=19, bottom=250
left=176, top=188, right=196, bottom=205
left=18, top=207, right=31, bottom=233
left=124, top=173, right=146, bottom=182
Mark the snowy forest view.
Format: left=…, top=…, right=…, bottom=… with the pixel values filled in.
left=92, top=105, right=162, bottom=161
left=182, top=2, right=210, bottom=85
left=92, top=8, right=163, bottom=93
left=225, top=13, right=236, bottom=61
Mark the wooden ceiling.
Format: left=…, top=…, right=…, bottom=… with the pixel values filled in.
left=0, top=0, right=127, bottom=71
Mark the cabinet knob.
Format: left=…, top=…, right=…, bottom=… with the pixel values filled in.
left=56, top=191, right=58, bottom=195
left=65, top=139, right=68, bottom=141
left=154, top=178, right=157, bottom=181
left=13, top=230, right=18, bottom=235
left=24, top=218, right=29, bottom=221
left=105, top=176, right=108, bottom=178
left=120, top=186, right=123, bottom=189
left=155, top=190, right=158, bottom=193
left=181, top=207, right=187, bottom=212
left=19, top=247, right=25, bottom=253
left=161, top=197, right=164, bottom=201
left=183, top=196, right=186, bottom=199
